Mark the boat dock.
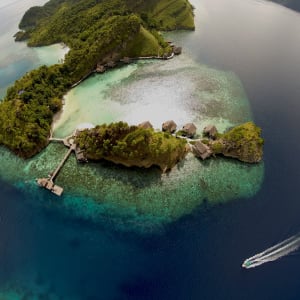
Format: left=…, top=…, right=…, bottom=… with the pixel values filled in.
left=51, top=144, right=76, bottom=181
left=37, top=133, right=86, bottom=196
left=36, top=178, right=64, bottom=196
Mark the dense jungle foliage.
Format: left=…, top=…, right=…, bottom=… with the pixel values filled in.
left=75, top=122, right=187, bottom=170
left=210, top=122, right=264, bottom=163
left=0, top=0, right=194, bottom=158
left=0, top=65, right=69, bottom=157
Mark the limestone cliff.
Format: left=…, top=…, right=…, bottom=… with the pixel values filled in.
left=75, top=122, right=188, bottom=171
left=209, top=122, right=264, bottom=163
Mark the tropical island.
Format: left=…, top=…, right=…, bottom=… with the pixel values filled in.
left=35, top=120, right=263, bottom=196
left=74, top=121, right=263, bottom=170
left=0, top=0, right=264, bottom=197
left=0, top=0, right=266, bottom=229
left=0, top=0, right=194, bottom=158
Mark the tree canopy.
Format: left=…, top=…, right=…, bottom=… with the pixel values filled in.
left=75, top=121, right=188, bottom=170
left=1, top=0, right=194, bottom=158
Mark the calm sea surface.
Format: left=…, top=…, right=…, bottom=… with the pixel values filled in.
left=1, top=0, right=300, bottom=299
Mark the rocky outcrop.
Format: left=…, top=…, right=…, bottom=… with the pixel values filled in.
left=209, top=122, right=264, bottom=163
left=192, top=140, right=212, bottom=160
left=173, top=46, right=182, bottom=55
left=75, top=122, right=187, bottom=172
left=189, top=122, right=263, bottom=163
left=182, top=123, right=197, bottom=138
left=96, top=64, right=106, bottom=73
left=162, top=120, right=177, bottom=133
left=74, top=121, right=263, bottom=172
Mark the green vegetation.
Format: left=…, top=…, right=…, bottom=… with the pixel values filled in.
left=149, top=0, right=194, bottom=30
left=209, top=122, right=264, bottom=163
left=0, top=0, right=194, bottom=158
left=75, top=121, right=187, bottom=170
left=0, top=65, right=70, bottom=157
left=124, top=26, right=165, bottom=57
left=210, top=141, right=223, bottom=153
left=116, top=0, right=195, bottom=30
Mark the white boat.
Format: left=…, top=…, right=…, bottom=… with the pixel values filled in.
left=242, top=234, right=300, bottom=269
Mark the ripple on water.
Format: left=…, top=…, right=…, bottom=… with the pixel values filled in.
left=0, top=54, right=264, bottom=233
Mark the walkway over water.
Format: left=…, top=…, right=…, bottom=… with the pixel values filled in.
left=37, top=133, right=84, bottom=196
left=50, top=144, right=76, bottom=182
left=48, top=137, right=63, bottom=142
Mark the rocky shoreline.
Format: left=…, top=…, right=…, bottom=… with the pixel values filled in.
left=163, top=120, right=264, bottom=164
left=73, top=120, right=264, bottom=172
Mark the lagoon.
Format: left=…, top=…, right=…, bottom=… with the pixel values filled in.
left=1, top=0, right=300, bottom=299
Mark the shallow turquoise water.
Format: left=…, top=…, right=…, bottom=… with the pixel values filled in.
left=0, top=50, right=264, bottom=232
left=0, top=42, right=69, bottom=99
left=0, top=140, right=264, bottom=232
left=0, top=2, right=263, bottom=227
left=4, top=0, right=296, bottom=299
left=0, top=0, right=68, bottom=99
left=54, top=55, right=252, bottom=137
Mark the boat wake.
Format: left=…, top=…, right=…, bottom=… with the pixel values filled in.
left=242, top=233, right=300, bottom=269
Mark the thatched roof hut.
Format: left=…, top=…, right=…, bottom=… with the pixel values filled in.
left=174, top=46, right=182, bottom=55
left=106, top=61, right=116, bottom=68
left=203, top=125, right=218, bottom=139
left=192, top=141, right=212, bottom=160
left=138, top=121, right=153, bottom=129
left=96, top=64, right=106, bottom=73
left=182, top=123, right=197, bottom=138
left=75, top=147, right=88, bottom=163
left=162, top=120, right=177, bottom=133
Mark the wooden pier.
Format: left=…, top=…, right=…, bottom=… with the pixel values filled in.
left=36, top=142, right=76, bottom=196
left=36, top=178, right=64, bottom=196
left=51, top=144, right=76, bottom=182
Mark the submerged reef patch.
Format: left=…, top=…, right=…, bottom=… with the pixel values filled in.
left=0, top=55, right=264, bottom=232
left=0, top=139, right=263, bottom=233
left=0, top=53, right=264, bottom=233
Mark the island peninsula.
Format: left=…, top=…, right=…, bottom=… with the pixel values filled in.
left=75, top=121, right=263, bottom=170
left=0, top=0, right=263, bottom=180
left=0, top=0, right=194, bottom=158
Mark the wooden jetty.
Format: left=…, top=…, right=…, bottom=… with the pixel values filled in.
left=36, top=143, right=76, bottom=196
left=51, top=144, right=76, bottom=182
left=36, top=178, right=64, bottom=196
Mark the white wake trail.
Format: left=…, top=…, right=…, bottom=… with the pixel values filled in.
left=242, top=234, right=300, bottom=268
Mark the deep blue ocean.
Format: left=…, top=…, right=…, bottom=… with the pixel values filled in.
left=1, top=0, right=300, bottom=299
